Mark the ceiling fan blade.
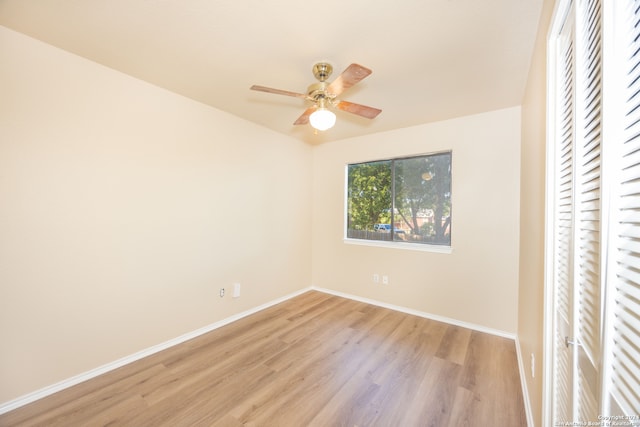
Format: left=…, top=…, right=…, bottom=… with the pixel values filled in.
left=336, top=100, right=382, bottom=119
left=326, top=64, right=373, bottom=96
left=294, top=107, right=316, bottom=125
left=250, top=85, right=307, bottom=99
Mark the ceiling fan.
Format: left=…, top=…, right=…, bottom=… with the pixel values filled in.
left=250, top=62, right=382, bottom=131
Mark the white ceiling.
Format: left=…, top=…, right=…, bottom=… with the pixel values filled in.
left=0, top=0, right=542, bottom=145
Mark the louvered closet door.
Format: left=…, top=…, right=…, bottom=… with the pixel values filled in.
left=573, top=0, right=602, bottom=421
left=602, top=0, right=640, bottom=417
left=549, top=0, right=640, bottom=423
left=550, top=0, right=603, bottom=423
left=551, top=5, right=576, bottom=423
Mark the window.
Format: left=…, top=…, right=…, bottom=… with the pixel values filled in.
left=346, top=151, right=452, bottom=247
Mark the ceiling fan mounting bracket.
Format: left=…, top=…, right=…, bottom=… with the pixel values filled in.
left=312, top=62, right=333, bottom=82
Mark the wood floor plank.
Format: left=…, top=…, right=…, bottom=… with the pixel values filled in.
left=232, top=326, right=370, bottom=425
left=435, top=324, right=473, bottom=365
left=399, top=356, right=462, bottom=427
left=446, top=386, right=483, bottom=427
left=458, top=331, right=527, bottom=426
left=306, top=375, right=380, bottom=427
left=0, top=291, right=526, bottom=426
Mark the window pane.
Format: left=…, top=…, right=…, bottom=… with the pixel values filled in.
left=346, top=161, right=392, bottom=241
left=346, top=152, right=452, bottom=247
left=393, top=153, right=451, bottom=245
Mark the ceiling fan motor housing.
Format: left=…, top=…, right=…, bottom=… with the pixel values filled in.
left=307, top=82, right=331, bottom=100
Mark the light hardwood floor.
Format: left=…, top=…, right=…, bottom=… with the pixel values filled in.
left=0, top=291, right=527, bottom=426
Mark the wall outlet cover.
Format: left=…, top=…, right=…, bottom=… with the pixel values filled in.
left=530, top=353, right=535, bottom=378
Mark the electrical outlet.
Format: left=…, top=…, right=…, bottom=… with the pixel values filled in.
left=373, top=274, right=380, bottom=284
left=219, top=288, right=225, bottom=298
left=382, top=275, right=389, bottom=285
left=530, top=353, right=535, bottom=378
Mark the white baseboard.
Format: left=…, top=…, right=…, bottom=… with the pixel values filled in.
left=515, top=335, right=535, bottom=427
left=1, top=285, right=528, bottom=417
left=0, top=286, right=312, bottom=415
left=312, top=286, right=517, bottom=339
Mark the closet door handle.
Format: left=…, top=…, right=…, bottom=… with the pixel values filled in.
left=565, top=336, right=579, bottom=347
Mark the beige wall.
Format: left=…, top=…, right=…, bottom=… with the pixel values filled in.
left=312, top=107, right=522, bottom=334
left=2, top=6, right=553, bottom=414
left=0, top=26, right=312, bottom=403
left=518, top=0, right=556, bottom=425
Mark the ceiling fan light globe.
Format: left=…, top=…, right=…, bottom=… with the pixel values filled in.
left=309, top=108, right=336, bottom=131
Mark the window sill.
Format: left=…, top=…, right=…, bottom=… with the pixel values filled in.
left=343, top=238, right=452, bottom=254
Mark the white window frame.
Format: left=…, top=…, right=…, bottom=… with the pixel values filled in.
left=343, top=151, right=453, bottom=254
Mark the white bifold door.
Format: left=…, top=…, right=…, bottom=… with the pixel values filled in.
left=549, top=0, right=602, bottom=422
left=547, top=0, right=640, bottom=425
